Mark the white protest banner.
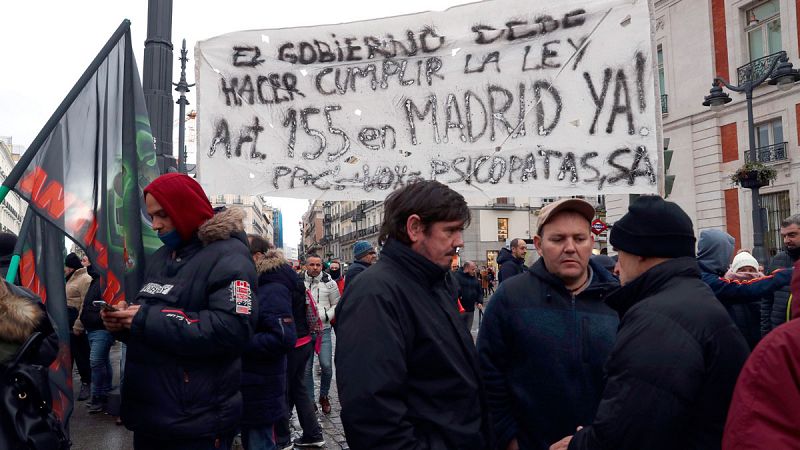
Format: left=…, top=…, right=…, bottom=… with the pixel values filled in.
left=195, top=0, right=660, bottom=200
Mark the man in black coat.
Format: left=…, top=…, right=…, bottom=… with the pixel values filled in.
left=344, top=240, right=377, bottom=289
left=553, top=196, right=749, bottom=450
left=335, top=180, right=492, bottom=450
left=762, top=214, right=800, bottom=335
left=102, top=174, right=256, bottom=450
left=454, top=260, right=483, bottom=332
left=498, top=238, right=527, bottom=284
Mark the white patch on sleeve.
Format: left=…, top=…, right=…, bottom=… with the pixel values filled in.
left=141, top=283, right=175, bottom=295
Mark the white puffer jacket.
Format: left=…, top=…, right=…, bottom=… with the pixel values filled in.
left=304, top=271, right=341, bottom=328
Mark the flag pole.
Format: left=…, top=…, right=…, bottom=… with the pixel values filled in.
left=6, top=209, right=34, bottom=283
left=0, top=19, right=132, bottom=205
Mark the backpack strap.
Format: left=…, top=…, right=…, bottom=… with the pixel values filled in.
left=10, top=332, right=45, bottom=367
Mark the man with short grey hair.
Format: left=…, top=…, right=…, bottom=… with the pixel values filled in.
left=763, top=214, right=800, bottom=335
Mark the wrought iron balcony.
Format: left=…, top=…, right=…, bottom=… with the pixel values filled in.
left=744, top=142, right=788, bottom=163
left=661, top=94, right=668, bottom=114
left=737, top=52, right=783, bottom=86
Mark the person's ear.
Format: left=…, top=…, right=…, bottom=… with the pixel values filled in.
left=406, top=214, right=424, bottom=243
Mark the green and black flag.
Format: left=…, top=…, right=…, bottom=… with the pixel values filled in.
left=0, top=20, right=160, bottom=423
left=2, top=19, right=160, bottom=305
left=15, top=209, right=72, bottom=422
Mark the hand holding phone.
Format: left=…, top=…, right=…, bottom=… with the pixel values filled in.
left=93, top=300, right=118, bottom=312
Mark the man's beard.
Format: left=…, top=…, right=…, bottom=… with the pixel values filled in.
left=788, top=246, right=800, bottom=260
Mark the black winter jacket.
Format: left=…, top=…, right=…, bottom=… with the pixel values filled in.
left=344, top=260, right=370, bottom=289
left=120, top=208, right=257, bottom=439
left=478, top=259, right=619, bottom=450
left=497, top=248, right=525, bottom=284
left=763, top=249, right=800, bottom=336
left=242, top=250, right=297, bottom=426
left=455, top=268, right=483, bottom=312
left=568, top=257, right=749, bottom=450
left=79, top=265, right=105, bottom=332
left=335, top=239, right=492, bottom=450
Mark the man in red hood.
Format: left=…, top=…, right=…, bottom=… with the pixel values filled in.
left=102, top=173, right=257, bottom=450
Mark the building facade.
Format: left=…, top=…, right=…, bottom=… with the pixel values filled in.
left=302, top=200, right=324, bottom=256
left=209, top=194, right=273, bottom=242
left=0, top=137, right=26, bottom=235
left=607, top=0, right=800, bottom=259
left=305, top=196, right=607, bottom=268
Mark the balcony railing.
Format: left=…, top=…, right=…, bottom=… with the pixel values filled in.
left=737, top=52, right=783, bottom=86
left=744, top=142, right=788, bottom=164
left=661, top=94, right=668, bottom=114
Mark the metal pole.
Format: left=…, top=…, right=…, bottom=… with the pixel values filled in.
left=143, top=0, right=176, bottom=173
left=745, top=87, right=768, bottom=265
left=174, top=39, right=193, bottom=174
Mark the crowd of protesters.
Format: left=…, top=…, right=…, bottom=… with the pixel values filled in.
left=2, top=175, right=800, bottom=450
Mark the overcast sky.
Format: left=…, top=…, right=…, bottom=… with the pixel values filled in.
left=0, top=0, right=470, bottom=249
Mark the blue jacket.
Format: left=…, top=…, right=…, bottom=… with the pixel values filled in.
left=696, top=229, right=791, bottom=348
left=241, top=250, right=297, bottom=425
left=478, top=258, right=619, bottom=450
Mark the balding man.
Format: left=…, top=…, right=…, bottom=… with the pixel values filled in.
left=498, top=238, right=527, bottom=284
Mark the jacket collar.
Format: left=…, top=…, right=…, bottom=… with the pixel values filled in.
left=606, top=256, right=700, bottom=318
left=305, top=271, right=321, bottom=284
left=168, top=207, right=248, bottom=257
left=381, top=238, right=447, bottom=287
left=529, top=258, right=618, bottom=297
left=255, top=249, right=284, bottom=273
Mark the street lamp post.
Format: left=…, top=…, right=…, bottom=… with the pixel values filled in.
left=173, top=39, right=195, bottom=174
left=702, top=51, right=800, bottom=265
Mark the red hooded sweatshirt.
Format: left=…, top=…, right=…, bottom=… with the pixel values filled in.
left=723, top=300, right=800, bottom=449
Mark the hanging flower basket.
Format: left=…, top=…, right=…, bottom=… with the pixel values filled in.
left=731, top=162, right=776, bottom=189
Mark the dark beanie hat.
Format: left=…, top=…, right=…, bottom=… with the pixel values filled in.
left=610, top=195, right=696, bottom=258
left=143, top=173, right=214, bottom=241
left=65, top=252, right=83, bottom=270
